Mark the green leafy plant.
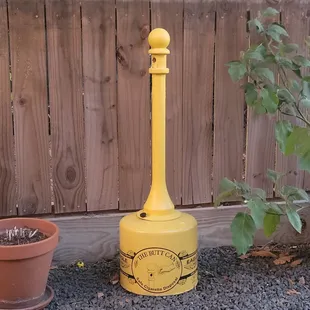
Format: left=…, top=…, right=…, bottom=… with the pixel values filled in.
left=216, top=7, right=310, bottom=255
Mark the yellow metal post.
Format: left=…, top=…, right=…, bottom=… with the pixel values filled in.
left=143, top=28, right=174, bottom=217
left=119, top=28, right=198, bottom=296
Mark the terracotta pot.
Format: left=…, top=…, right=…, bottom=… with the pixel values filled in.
left=0, top=217, right=59, bottom=309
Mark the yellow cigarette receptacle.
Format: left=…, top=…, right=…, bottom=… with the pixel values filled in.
left=119, top=28, right=198, bottom=296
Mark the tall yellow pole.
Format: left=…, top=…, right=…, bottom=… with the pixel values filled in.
left=119, top=28, right=198, bottom=296
left=143, top=28, right=174, bottom=216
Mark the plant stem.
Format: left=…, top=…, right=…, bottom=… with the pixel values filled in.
left=279, top=66, right=289, bottom=89
left=280, top=111, right=309, bottom=124
left=295, top=102, right=310, bottom=126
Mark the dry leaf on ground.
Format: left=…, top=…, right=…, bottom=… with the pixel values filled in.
left=110, top=273, right=119, bottom=285
left=273, top=255, right=295, bottom=265
left=288, top=279, right=295, bottom=287
left=50, top=266, right=58, bottom=270
left=299, top=276, right=306, bottom=285
left=239, top=254, right=250, bottom=260
left=290, top=259, right=303, bottom=267
left=287, top=289, right=300, bottom=295
left=97, top=292, right=104, bottom=298
left=250, top=250, right=277, bottom=258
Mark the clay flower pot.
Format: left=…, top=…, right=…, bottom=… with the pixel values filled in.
left=0, top=217, right=59, bottom=310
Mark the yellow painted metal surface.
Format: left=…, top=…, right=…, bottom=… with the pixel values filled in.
left=119, top=28, right=198, bottom=296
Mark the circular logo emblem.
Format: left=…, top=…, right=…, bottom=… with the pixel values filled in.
left=132, top=247, right=182, bottom=293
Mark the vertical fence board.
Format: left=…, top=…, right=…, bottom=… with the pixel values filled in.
left=183, top=0, right=214, bottom=204
left=213, top=2, right=247, bottom=199
left=9, top=0, right=51, bottom=215
left=82, top=1, right=118, bottom=211
left=46, top=0, right=86, bottom=213
left=276, top=2, right=307, bottom=191
left=0, top=0, right=16, bottom=216
left=151, top=0, right=183, bottom=205
left=245, top=3, right=279, bottom=198
left=116, top=0, right=150, bottom=211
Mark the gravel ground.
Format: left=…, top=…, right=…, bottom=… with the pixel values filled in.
left=47, top=246, right=310, bottom=310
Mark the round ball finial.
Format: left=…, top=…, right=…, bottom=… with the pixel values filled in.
left=148, top=28, right=170, bottom=49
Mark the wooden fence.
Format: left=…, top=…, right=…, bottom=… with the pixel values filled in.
left=0, top=0, right=309, bottom=217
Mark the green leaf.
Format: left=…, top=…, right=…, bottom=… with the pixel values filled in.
left=299, top=152, right=310, bottom=172
left=214, top=189, right=238, bottom=207
left=293, top=55, right=310, bottom=67
left=277, top=88, right=295, bottom=104
left=245, top=44, right=266, bottom=61
left=254, top=67, right=275, bottom=83
left=293, top=68, right=302, bottom=79
left=219, top=178, right=236, bottom=192
left=263, top=211, right=280, bottom=237
left=281, top=103, right=297, bottom=117
left=275, top=120, right=293, bottom=153
left=281, top=43, right=299, bottom=54
left=286, top=206, right=302, bottom=233
left=267, top=23, right=289, bottom=42
left=268, top=202, right=284, bottom=215
left=290, top=79, right=301, bottom=93
left=235, top=181, right=251, bottom=193
left=302, top=80, right=310, bottom=99
left=231, top=212, right=256, bottom=255
left=300, top=98, right=310, bottom=108
left=214, top=178, right=239, bottom=206
left=267, top=169, right=283, bottom=183
left=284, top=127, right=310, bottom=172
left=275, top=54, right=299, bottom=70
left=254, top=99, right=267, bottom=114
left=264, top=54, right=276, bottom=64
left=285, top=126, right=310, bottom=156
left=246, top=51, right=264, bottom=62
left=244, top=83, right=258, bottom=106
left=303, top=76, right=310, bottom=83
left=261, top=88, right=278, bottom=113
left=248, top=199, right=267, bottom=229
left=276, top=57, right=295, bottom=70
left=301, top=80, right=310, bottom=109
left=280, top=185, right=309, bottom=201
left=296, top=189, right=309, bottom=201
left=252, top=188, right=266, bottom=200
left=262, top=7, right=279, bottom=17
left=248, top=18, right=264, bottom=33
left=227, top=61, right=247, bottom=82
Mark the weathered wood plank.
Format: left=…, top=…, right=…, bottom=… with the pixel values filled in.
left=182, top=0, right=214, bottom=204
left=245, top=3, right=279, bottom=198
left=46, top=0, right=86, bottom=213
left=48, top=202, right=310, bottom=264
left=9, top=0, right=51, bottom=215
left=116, top=0, right=151, bottom=210
left=151, top=0, right=183, bottom=205
left=81, top=1, right=118, bottom=211
left=275, top=2, right=307, bottom=191
left=213, top=2, right=247, bottom=199
left=49, top=206, right=250, bottom=264
left=0, top=0, right=16, bottom=216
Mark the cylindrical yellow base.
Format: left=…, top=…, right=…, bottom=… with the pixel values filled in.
left=119, top=211, right=198, bottom=296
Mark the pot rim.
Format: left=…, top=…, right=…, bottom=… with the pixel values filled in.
left=0, top=218, right=59, bottom=260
